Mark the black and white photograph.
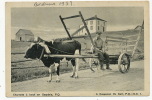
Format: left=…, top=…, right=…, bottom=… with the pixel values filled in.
left=5, top=1, right=149, bottom=97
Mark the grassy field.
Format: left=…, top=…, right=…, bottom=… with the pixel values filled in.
left=11, top=29, right=144, bottom=83
left=11, top=59, right=89, bottom=83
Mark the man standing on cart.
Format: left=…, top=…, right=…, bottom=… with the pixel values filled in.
left=93, top=32, right=112, bottom=70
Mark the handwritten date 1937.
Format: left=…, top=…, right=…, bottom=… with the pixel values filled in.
left=34, top=1, right=72, bottom=7
left=59, top=1, right=72, bottom=6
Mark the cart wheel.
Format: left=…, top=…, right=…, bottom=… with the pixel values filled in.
left=118, top=53, right=130, bottom=73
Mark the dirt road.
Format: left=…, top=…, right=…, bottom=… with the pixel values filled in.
left=11, top=60, right=144, bottom=92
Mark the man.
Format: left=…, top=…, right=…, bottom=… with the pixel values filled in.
left=93, top=32, right=112, bottom=70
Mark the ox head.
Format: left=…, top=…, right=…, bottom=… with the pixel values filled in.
left=24, top=42, right=51, bottom=60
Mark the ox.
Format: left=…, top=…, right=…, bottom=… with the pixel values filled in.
left=24, top=39, right=81, bottom=82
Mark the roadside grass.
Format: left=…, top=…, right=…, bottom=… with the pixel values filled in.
left=11, top=60, right=89, bottom=83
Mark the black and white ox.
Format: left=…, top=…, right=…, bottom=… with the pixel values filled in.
left=24, top=40, right=81, bottom=82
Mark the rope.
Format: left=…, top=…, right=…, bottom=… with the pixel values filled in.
left=39, top=48, right=44, bottom=60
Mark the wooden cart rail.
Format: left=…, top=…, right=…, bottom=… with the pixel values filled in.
left=123, top=34, right=139, bottom=38
left=106, top=36, right=128, bottom=40
left=62, top=15, right=80, bottom=20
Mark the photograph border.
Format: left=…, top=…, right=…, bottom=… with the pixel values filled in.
left=5, top=1, right=150, bottom=97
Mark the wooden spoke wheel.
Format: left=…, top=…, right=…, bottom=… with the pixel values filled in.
left=118, top=53, right=130, bottom=73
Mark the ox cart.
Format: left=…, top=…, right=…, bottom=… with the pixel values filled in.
left=46, top=11, right=143, bottom=73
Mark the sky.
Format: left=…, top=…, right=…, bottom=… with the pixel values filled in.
left=11, top=7, right=144, bottom=40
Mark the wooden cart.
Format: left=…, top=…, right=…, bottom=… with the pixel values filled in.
left=47, top=11, right=144, bottom=73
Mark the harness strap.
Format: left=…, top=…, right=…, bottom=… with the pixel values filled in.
left=39, top=42, right=51, bottom=54
left=38, top=42, right=80, bottom=60
left=39, top=48, right=45, bottom=60
left=47, top=45, right=74, bottom=55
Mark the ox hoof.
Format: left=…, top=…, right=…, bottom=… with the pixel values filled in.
left=47, top=80, right=52, bottom=82
left=56, top=80, right=60, bottom=83
left=75, top=76, right=79, bottom=79
left=70, top=75, right=75, bottom=78
left=91, top=69, right=95, bottom=73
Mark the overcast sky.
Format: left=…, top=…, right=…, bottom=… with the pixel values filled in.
left=11, top=7, right=144, bottom=40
